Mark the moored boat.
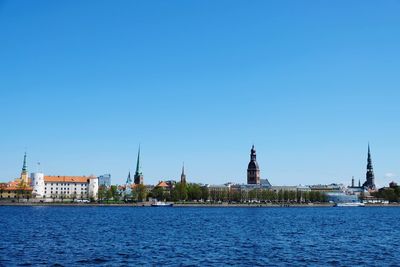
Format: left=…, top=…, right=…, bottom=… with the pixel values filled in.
left=151, top=201, right=173, bottom=207
left=334, top=202, right=365, bottom=207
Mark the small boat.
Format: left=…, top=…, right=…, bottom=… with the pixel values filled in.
left=151, top=201, right=173, bottom=207
left=334, top=202, right=365, bottom=207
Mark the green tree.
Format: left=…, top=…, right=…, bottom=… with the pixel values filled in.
left=135, top=184, right=147, bottom=202
left=152, top=186, right=165, bottom=201
left=175, top=182, right=187, bottom=201
left=98, top=186, right=107, bottom=203
left=201, top=186, right=209, bottom=201
left=187, top=184, right=202, bottom=201
left=109, top=185, right=120, bottom=202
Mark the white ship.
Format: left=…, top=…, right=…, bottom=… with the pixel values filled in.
left=151, top=201, right=173, bottom=207
left=334, top=202, right=365, bottom=207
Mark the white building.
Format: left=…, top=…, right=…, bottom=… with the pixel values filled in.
left=30, top=173, right=99, bottom=201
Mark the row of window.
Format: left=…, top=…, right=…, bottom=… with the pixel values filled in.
left=45, top=190, right=87, bottom=194
left=44, top=187, right=87, bottom=191
left=47, top=183, right=87, bottom=187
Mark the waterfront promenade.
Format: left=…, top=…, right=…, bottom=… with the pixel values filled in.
left=1, top=201, right=399, bottom=207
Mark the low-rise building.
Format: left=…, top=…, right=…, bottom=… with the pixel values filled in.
left=37, top=175, right=99, bottom=200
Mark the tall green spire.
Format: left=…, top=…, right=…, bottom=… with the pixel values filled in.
left=22, top=152, right=27, bottom=174
left=135, top=146, right=141, bottom=175
left=134, top=145, right=144, bottom=185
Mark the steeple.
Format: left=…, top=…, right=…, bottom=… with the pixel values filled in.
left=22, top=152, right=27, bottom=174
left=20, top=152, right=29, bottom=184
left=134, top=146, right=144, bottom=185
left=126, top=171, right=132, bottom=184
left=363, top=144, right=376, bottom=190
left=180, top=162, right=186, bottom=184
left=135, top=146, right=141, bottom=175
left=250, top=145, right=257, bottom=161
left=247, top=145, right=260, bottom=184
left=367, top=144, right=373, bottom=171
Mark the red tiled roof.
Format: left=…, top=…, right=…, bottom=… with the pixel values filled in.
left=44, top=176, right=93, bottom=183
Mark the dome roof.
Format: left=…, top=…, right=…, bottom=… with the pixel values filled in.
left=248, top=160, right=259, bottom=170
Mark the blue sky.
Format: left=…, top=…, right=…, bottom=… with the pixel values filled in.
left=1, top=0, right=399, bottom=187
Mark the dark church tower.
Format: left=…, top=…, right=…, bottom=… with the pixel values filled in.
left=180, top=163, right=187, bottom=185
left=134, top=146, right=144, bottom=185
left=247, top=145, right=260, bottom=184
left=363, top=144, right=376, bottom=190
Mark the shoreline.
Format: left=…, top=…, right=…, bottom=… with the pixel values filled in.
left=0, top=202, right=399, bottom=207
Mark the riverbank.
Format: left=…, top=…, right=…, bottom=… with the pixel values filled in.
left=1, top=202, right=399, bottom=207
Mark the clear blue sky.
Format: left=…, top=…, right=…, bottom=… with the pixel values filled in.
left=1, top=0, right=399, bottom=187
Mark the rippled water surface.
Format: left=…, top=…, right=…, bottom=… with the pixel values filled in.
left=0, top=206, right=399, bottom=266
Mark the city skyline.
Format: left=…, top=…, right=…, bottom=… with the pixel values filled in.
left=1, top=1, right=399, bottom=186
left=0, top=144, right=390, bottom=188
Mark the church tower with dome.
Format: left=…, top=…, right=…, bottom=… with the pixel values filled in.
left=247, top=145, right=260, bottom=184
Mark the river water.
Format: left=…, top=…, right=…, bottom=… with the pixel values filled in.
left=0, top=206, right=398, bottom=266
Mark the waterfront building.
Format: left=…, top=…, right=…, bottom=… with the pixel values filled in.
left=155, top=181, right=170, bottom=189
left=134, top=147, right=144, bottom=185
left=326, top=192, right=359, bottom=203
left=309, top=183, right=345, bottom=193
left=363, top=144, right=376, bottom=190
left=154, top=180, right=175, bottom=190
left=347, top=176, right=364, bottom=195
left=31, top=172, right=45, bottom=197
left=98, top=174, right=111, bottom=187
left=37, top=175, right=99, bottom=200
left=270, top=185, right=309, bottom=193
left=0, top=153, right=32, bottom=199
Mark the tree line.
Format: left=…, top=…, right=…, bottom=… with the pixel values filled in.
left=98, top=184, right=147, bottom=203
left=148, top=183, right=327, bottom=203
left=371, top=186, right=400, bottom=202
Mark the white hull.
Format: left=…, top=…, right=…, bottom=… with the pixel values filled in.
left=151, top=201, right=173, bottom=207
left=334, top=202, right=365, bottom=207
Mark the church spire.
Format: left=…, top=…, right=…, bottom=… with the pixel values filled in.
left=126, top=171, right=132, bottom=184
left=180, top=162, right=186, bottom=184
left=363, top=143, right=376, bottom=190
left=250, top=145, right=256, bottom=161
left=134, top=145, right=144, bottom=185
left=22, top=152, right=27, bottom=174
left=20, top=152, right=29, bottom=184
left=367, top=143, right=373, bottom=170
left=135, top=145, right=141, bottom=175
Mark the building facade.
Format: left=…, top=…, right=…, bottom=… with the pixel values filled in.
left=0, top=153, right=32, bottom=199
left=1, top=153, right=99, bottom=201
left=98, top=174, right=111, bottom=187
left=36, top=175, right=99, bottom=200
